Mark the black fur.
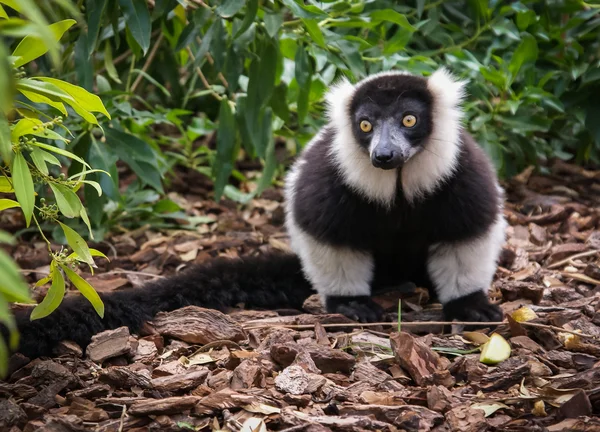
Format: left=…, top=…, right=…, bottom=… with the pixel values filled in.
left=326, top=295, right=384, bottom=323
left=443, top=291, right=503, bottom=325
left=6, top=254, right=313, bottom=359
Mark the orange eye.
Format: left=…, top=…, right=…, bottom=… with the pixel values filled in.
left=402, top=115, right=417, bottom=128
left=360, top=120, right=372, bottom=132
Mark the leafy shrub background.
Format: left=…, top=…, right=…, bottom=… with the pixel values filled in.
left=0, top=0, right=599, bottom=373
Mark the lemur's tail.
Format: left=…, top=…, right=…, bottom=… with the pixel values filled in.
left=8, top=253, right=313, bottom=359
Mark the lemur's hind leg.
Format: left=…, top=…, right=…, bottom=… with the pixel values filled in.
left=427, top=215, right=507, bottom=326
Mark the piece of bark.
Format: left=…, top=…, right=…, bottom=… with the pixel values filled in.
left=529, top=223, right=548, bottom=246
left=477, top=361, right=530, bottom=392
left=30, top=360, right=79, bottom=388
left=86, top=326, right=132, bottom=363
left=510, top=336, right=546, bottom=354
left=498, top=281, right=544, bottom=304
left=132, top=339, right=158, bottom=362
left=274, top=365, right=310, bottom=395
left=548, top=243, right=589, bottom=263
left=153, top=306, right=245, bottom=344
left=66, top=384, right=111, bottom=402
left=0, top=399, right=27, bottom=429
left=280, top=407, right=396, bottom=432
left=302, top=294, right=327, bottom=314
left=151, top=367, right=209, bottom=393
left=559, top=389, right=592, bottom=419
left=390, top=332, right=453, bottom=387
left=129, top=396, right=202, bottom=416
left=98, top=366, right=152, bottom=389
left=27, top=380, right=71, bottom=409
left=338, top=404, right=443, bottom=430
left=427, top=385, right=459, bottom=413
left=270, top=343, right=355, bottom=374
left=53, top=341, right=83, bottom=358
left=351, top=361, right=395, bottom=387
left=0, top=382, right=38, bottom=399
left=231, top=360, right=266, bottom=390
left=67, top=397, right=109, bottom=422
left=153, top=360, right=188, bottom=377
left=554, top=366, right=600, bottom=390
left=446, top=404, right=487, bottom=431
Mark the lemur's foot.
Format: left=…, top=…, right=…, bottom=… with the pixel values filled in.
left=326, top=295, right=384, bottom=323
left=443, top=291, right=503, bottom=330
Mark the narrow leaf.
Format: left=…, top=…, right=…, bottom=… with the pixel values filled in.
left=0, top=111, right=11, bottom=164
left=508, top=33, right=538, bottom=82
left=118, top=0, right=151, bottom=55
left=217, top=0, right=244, bottom=18
left=86, top=0, right=108, bottom=57
left=37, top=78, right=111, bottom=118
left=11, top=152, right=34, bottom=226
left=0, top=249, right=31, bottom=303
left=0, top=198, right=19, bottom=211
left=58, top=221, right=94, bottom=266
left=60, top=263, right=104, bottom=318
left=213, top=99, right=236, bottom=201
left=234, top=0, right=258, bottom=38
left=30, top=261, right=65, bottom=320
left=49, top=182, right=82, bottom=218
left=0, top=176, right=13, bottom=193
left=12, top=19, right=76, bottom=68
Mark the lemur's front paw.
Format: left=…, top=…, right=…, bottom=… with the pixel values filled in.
left=325, top=296, right=384, bottom=323
left=443, top=291, right=503, bottom=328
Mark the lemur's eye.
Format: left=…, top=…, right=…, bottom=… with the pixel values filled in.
left=402, top=115, right=417, bottom=128
left=359, top=120, right=372, bottom=133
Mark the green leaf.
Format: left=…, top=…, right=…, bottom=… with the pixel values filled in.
left=0, top=177, right=13, bottom=193
left=264, top=11, right=283, bottom=39
left=370, top=9, right=416, bottom=32
left=86, top=0, right=108, bottom=57
left=30, top=261, right=65, bottom=320
left=117, top=0, right=151, bottom=55
left=36, top=77, right=111, bottom=119
left=11, top=152, right=34, bottom=227
left=104, top=128, right=164, bottom=193
left=79, top=207, right=94, bottom=240
left=49, top=183, right=82, bottom=218
left=103, top=42, right=122, bottom=84
left=31, top=141, right=90, bottom=167
left=0, top=111, right=11, bottom=165
left=508, top=33, right=538, bottom=82
left=216, top=0, right=244, bottom=18
left=31, top=148, right=61, bottom=176
left=281, top=0, right=326, bottom=19
left=16, top=78, right=75, bottom=103
left=0, top=198, right=20, bottom=211
left=213, top=99, right=236, bottom=201
left=0, top=248, right=31, bottom=303
left=295, top=45, right=312, bottom=126
left=234, top=0, right=258, bottom=38
left=11, top=118, right=67, bottom=142
left=301, top=19, right=326, bottom=48
left=59, top=263, right=104, bottom=318
left=58, top=221, right=94, bottom=266
left=12, top=19, right=76, bottom=68
left=270, top=83, right=290, bottom=122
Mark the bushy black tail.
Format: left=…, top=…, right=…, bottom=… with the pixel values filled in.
left=9, top=253, right=313, bottom=359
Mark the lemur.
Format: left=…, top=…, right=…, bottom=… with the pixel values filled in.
left=3, top=68, right=506, bottom=360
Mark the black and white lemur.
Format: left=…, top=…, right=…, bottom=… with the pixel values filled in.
left=5, top=68, right=507, bottom=359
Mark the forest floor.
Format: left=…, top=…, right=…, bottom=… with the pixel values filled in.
left=2, top=159, right=600, bottom=432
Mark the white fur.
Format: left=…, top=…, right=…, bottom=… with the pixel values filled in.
left=284, top=150, right=374, bottom=298
left=402, top=68, right=467, bottom=201
left=325, top=68, right=467, bottom=205
left=325, top=78, right=398, bottom=207
left=427, top=212, right=508, bottom=304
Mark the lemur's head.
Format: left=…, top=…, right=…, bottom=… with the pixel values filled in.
left=349, top=74, right=434, bottom=170
left=326, top=68, right=466, bottom=170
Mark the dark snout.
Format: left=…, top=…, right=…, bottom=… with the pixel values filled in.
left=370, top=121, right=412, bottom=170
left=371, top=146, right=405, bottom=170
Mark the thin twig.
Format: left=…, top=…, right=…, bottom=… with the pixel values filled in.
left=104, top=270, right=165, bottom=279
left=131, top=32, right=165, bottom=93
left=195, top=36, right=229, bottom=88
left=242, top=320, right=598, bottom=339
left=547, top=249, right=599, bottom=269
left=186, top=47, right=222, bottom=101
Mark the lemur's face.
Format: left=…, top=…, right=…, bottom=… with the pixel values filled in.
left=349, top=75, right=434, bottom=170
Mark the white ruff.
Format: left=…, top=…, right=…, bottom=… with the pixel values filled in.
left=402, top=68, right=466, bottom=201
left=326, top=78, right=398, bottom=207
left=325, top=68, right=467, bottom=206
